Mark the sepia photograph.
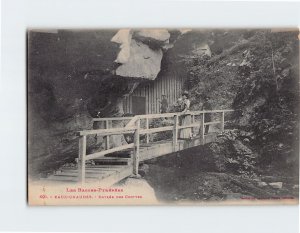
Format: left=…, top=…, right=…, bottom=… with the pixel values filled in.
left=27, top=28, right=299, bottom=205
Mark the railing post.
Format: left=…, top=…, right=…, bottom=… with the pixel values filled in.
left=221, top=111, right=225, bottom=131
left=173, top=114, right=179, bottom=152
left=78, top=135, right=86, bottom=184
left=191, top=114, right=195, bottom=135
left=199, top=113, right=205, bottom=145
left=105, top=120, right=110, bottom=150
left=133, top=118, right=140, bottom=176
left=146, top=118, right=149, bottom=144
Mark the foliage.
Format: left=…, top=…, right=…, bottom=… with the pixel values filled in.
left=184, top=29, right=299, bottom=169
left=203, top=130, right=258, bottom=178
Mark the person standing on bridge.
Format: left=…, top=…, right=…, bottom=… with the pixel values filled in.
left=179, top=91, right=192, bottom=139
left=202, top=95, right=212, bottom=134
left=159, top=94, right=168, bottom=113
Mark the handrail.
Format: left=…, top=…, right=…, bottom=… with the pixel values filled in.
left=77, top=109, right=234, bottom=183
left=78, top=126, right=137, bottom=136
left=125, top=115, right=140, bottom=128
left=92, top=116, right=133, bottom=122
left=90, top=109, right=234, bottom=124
left=86, top=143, right=134, bottom=160
left=131, top=109, right=234, bottom=121
left=140, top=126, right=174, bottom=135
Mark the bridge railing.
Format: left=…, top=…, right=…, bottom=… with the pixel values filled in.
left=92, top=116, right=133, bottom=150
left=77, top=109, right=233, bottom=183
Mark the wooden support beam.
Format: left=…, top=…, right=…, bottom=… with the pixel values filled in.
left=133, top=119, right=140, bottom=175
left=105, top=120, right=110, bottom=150
left=199, top=113, right=205, bottom=145
left=140, top=126, right=173, bottom=134
left=79, top=126, right=136, bottom=136
left=92, top=116, right=133, bottom=122
left=85, top=143, right=134, bottom=160
left=78, top=135, right=86, bottom=184
left=173, top=115, right=179, bottom=152
left=191, top=114, right=195, bottom=134
left=203, top=121, right=221, bottom=126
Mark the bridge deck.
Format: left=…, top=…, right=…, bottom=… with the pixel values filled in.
left=45, top=133, right=218, bottom=186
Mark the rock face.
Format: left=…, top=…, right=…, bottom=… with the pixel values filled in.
left=112, top=29, right=178, bottom=80
left=115, top=39, right=163, bottom=80
left=27, top=29, right=191, bottom=178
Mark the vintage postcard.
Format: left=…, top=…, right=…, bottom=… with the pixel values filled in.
left=27, top=28, right=299, bottom=205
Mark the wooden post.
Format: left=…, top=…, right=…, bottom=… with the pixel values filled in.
left=133, top=119, right=140, bottom=175
left=105, top=120, right=110, bottom=150
left=191, top=114, right=195, bottom=135
left=146, top=118, right=149, bottom=144
left=221, top=111, right=225, bottom=132
left=199, top=113, right=205, bottom=145
left=173, top=114, right=179, bottom=152
left=78, top=135, right=86, bottom=184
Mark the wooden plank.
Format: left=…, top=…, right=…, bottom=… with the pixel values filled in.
left=173, top=115, right=178, bottom=152
left=200, top=113, right=204, bottom=145
left=130, top=109, right=233, bottom=121
left=85, top=165, right=127, bottom=168
left=60, top=166, right=127, bottom=173
left=140, top=126, right=173, bottom=134
left=177, top=123, right=200, bottom=129
left=54, top=173, right=104, bottom=178
left=93, top=157, right=131, bottom=162
left=79, top=126, right=136, bottom=136
left=124, top=115, right=139, bottom=128
left=98, top=166, right=132, bottom=186
left=203, top=121, right=221, bottom=126
left=47, top=175, right=82, bottom=182
left=57, top=170, right=117, bottom=177
left=133, top=119, right=140, bottom=175
left=60, top=168, right=120, bottom=173
left=192, top=115, right=195, bottom=134
left=86, top=143, right=134, bottom=160
left=142, top=138, right=172, bottom=146
left=60, top=165, right=127, bottom=170
left=105, top=120, right=110, bottom=150
left=58, top=170, right=104, bottom=175
left=141, top=112, right=178, bottom=119
left=92, top=117, right=133, bottom=122
left=140, top=141, right=174, bottom=161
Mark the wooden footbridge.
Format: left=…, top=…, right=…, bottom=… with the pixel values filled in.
left=45, top=110, right=233, bottom=186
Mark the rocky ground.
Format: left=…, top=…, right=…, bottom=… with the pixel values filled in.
left=140, top=131, right=299, bottom=203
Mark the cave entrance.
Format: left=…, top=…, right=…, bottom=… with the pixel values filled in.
left=132, top=96, right=146, bottom=115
